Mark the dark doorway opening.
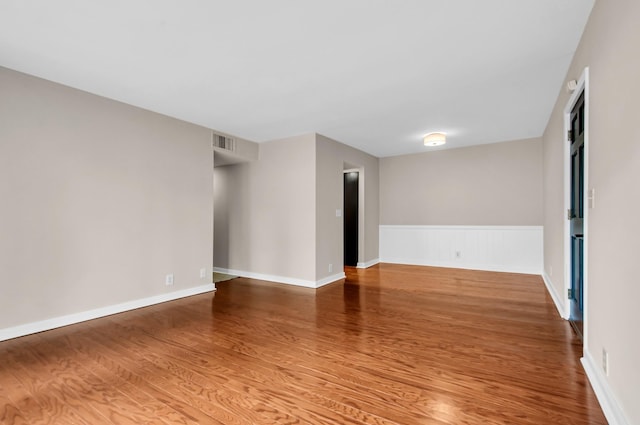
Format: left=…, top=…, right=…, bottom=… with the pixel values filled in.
left=344, top=171, right=359, bottom=267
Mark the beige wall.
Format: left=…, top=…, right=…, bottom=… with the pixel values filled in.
left=213, top=134, right=317, bottom=282
left=315, top=134, right=379, bottom=279
left=543, top=1, right=640, bottom=422
left=0, top=67, right=213, bottom=330
left=214, top=133, right=378, bottom=283
left=380, top=138, right=543, bottom=225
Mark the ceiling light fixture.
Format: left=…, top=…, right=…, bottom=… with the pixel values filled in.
left=423, top=132, right=446, bottom=147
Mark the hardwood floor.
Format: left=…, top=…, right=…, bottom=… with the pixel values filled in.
left=0, top=264, right=607, bottom=424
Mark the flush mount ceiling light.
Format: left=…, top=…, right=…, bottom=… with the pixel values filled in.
left=423, top=132, right=446, bottom=147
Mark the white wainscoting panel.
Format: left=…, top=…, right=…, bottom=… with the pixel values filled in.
left=379, top=225, right=543, bottom=274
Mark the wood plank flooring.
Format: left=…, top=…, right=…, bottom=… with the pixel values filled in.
left=0, top=264, right=607, bottom=424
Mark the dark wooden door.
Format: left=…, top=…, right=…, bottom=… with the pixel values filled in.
left=569, top=91, right=585, bottom=339
left=344, top=172, right=359, bottom=267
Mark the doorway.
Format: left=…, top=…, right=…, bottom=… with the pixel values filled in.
left=569, top=91, right=585, bottom=339
left=343, top=171, right=359, bottom=267
left=564, top=68, right=589, bottom=343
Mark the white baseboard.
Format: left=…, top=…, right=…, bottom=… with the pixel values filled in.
left=0, top=283, right=216, bottom=342
left=213, top=267, right=345, bottom=289
left=542, top=272, right=568, bottom=319
left=581, top=352, right=631, bottom=425
left=379, top=225, right=543, bottom=275
left=357, top=258, right=380, bottom=269
left=315, top=272, right=347, bottom=288
left=380, top=258, right=541, bottom=275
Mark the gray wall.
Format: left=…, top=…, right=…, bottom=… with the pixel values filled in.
left=315, top=134, right=379, bottom=279
left=0, top=67, right=213, bottom=329
left=380, top=138, right=543, bottom=225
left=213, top=134, right=317, bottom=282
left=542, top=0, right=640, bottom=422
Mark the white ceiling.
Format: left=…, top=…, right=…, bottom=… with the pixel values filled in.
left=0, top=0, right=594, bottom=157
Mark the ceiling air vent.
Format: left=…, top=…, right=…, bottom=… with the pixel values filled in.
left=212, top=132, right=236, bottom=152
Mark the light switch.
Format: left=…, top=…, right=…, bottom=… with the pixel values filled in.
left=336, top=209, right=342, bottom=217
left=588, top=188, right=595, bottom=209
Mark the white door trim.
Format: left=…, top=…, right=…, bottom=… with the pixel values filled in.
left=563, top=67, right=590, bottom=349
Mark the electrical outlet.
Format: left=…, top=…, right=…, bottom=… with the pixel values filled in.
left=455, top=251, right=461, bottom=259
left=549, top=266, right=553, bottom=277
left=329, top=263, right=333, bottom=273
left=165, top=274, right=174, bottom=286
left=602, top=348, right=609, bottom=376
left=200, top=268, right=207, bottom=279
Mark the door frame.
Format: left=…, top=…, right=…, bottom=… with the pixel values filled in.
left=343, top=169, right=359, bottom=267
left=343, top=166, right=365, bottom=267
left=563, top=67, right=589, bottom=349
